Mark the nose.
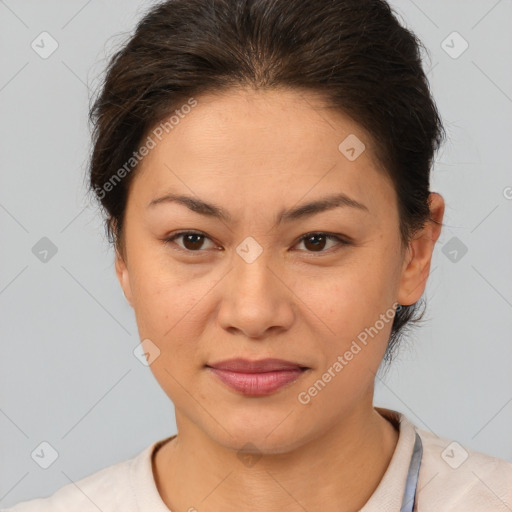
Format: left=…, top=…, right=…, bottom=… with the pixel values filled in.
left=216, top=246, right=295, bottom=340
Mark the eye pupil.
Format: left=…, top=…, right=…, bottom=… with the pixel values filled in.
left=304, top=234, right=326, bottom=252
left=183, top=233, right=204, bottom=250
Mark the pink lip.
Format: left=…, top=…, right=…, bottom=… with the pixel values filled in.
left=206, top=358, right=309, bottom=396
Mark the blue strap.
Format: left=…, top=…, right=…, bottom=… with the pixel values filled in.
left=400, top=432, right=423, bottom=512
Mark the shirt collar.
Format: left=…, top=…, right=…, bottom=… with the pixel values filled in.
left=360, top=407, right=418, bottom=512
left=130, top=407, right=416, bottom=511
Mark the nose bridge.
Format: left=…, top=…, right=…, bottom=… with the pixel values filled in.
left=231, top=234, right=277, bottom=296
left=217, top=234, right=295, bottom=338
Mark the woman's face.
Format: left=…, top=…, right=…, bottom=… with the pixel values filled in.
left=115, top=87, right=438, bottom=452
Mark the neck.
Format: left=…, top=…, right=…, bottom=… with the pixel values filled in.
left=153, top=405, right=399, bottom=512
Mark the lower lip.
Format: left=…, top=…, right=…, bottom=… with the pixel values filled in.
left=207, top=367, right=306, bottom=396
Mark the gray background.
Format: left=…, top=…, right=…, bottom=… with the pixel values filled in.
left=1, top=0, right=511, bottom=507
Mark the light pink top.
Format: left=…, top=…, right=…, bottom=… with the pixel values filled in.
left=4, top=407, right=512, bottom=511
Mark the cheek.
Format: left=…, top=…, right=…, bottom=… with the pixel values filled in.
left=128, top=256, right=226, bottom=373
left=300, top=256, right=398, bottom=365
left=307, top=256, right=395, bottom=322
left=128, top=255, right=203, bottom=343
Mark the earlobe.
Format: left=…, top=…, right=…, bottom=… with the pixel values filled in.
left=397, top=192, right=445, bottom=306
left=115, top=252, right=133, bottom=308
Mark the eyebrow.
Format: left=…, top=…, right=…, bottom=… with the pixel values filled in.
left=147, top=191, right=369, bottom=225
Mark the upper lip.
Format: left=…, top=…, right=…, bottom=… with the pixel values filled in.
left=206, top=358, right=308, bottom=373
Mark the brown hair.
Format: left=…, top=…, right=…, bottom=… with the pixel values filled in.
left=87, top=0, right=445, bottom=368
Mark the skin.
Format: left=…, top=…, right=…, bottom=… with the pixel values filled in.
left=115, top=87, right=444, bottom=512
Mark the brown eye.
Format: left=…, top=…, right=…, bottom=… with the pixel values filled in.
left=295, top=233, right=348, bottom=253
left=181, top=233, right=205, bottom=251
left=165, top=231, right=216, bottom=252
left=164, top=231, right=349, bottom=255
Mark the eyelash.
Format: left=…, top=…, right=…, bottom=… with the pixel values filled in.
left=163, top=230, right=351, bottom=256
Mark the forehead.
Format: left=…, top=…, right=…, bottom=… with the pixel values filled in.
left=129, top=87, right=395, bottom=219
left=145, top=87, right=380, bottom=167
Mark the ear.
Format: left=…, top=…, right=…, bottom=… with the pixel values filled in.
left=397, top=192, right=445, bottom=306
left=115, top=249, right=134, bottom=308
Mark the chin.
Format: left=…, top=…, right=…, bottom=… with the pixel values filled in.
left=208, top=416, right=312, bottom=456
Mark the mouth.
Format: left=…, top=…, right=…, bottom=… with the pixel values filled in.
left=205, top=358, right=310, bottom=396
